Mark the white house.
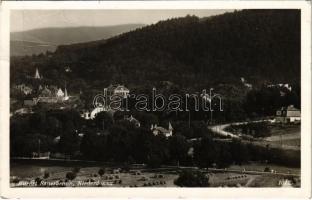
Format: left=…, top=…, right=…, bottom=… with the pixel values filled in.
left=81, top=107, right=108, bottom=120
left=151, top=122, right=173, bottom=137
left=64, top=87, right=69, bottom=100
left=56, top=88, right=64, bottom=97
left=80, top=110, right=91, bottom=120
left=124, top=115, right=141, bottom=127
left=276, top=105, right=301, bottom=123
left=34, top=68, right=41, bottom=79
left=267, top=83, right=292, bottom=91
left=107, top=84, right=130, bottom=98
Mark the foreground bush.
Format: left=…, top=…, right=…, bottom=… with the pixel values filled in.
left=43, top=171, right=50, bottom=179
left=174, top=170, right=209, bottom=187
left=66, top=172, right=77, bottom=180
left=98, top=168, right=105, bottom=177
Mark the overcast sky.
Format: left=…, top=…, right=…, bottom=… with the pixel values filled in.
left=11, top=9, right=233, bottom=32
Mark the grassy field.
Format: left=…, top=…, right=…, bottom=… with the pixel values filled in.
left=228, top=162, right=300, bottom=174
left=268, top=125, right=300, bottom=136
left=10, top=160, right=300, bottom=187
left=263, top=124, right=300, bottom=149
left=10, top=161, right=178, bottom=187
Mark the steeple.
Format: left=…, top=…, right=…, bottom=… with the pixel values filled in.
left=64, top=82, right=69, bottom=100
left=35, top=68, right=41, bottom=79
left=168, top=122, right=173, bottom=131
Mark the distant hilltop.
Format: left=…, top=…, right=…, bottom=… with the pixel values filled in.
left=10, top=24, right=145, bottom=56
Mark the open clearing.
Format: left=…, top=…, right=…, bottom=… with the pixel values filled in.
left=10, top=160, right=299, bottom=187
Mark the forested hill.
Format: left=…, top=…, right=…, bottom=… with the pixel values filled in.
left=11, top=10, right=300, bottom=90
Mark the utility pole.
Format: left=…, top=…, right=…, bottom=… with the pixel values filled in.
left=209, top=88, right=214, bottom=125
left=38, top=139, right=41, bottom=157
left=188, top=110, right=191, bottom=128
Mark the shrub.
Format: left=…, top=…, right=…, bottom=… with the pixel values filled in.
left=98, top=168, right=105, bottom=177
left=264, top=167, right=270, bottom=172
left=35, top=177, right=42, bottom=186
left=43, top=171, right=50, bottom=179
left=174, top=170, right=209, bottom=187
left=12, top=177, right=20, bottom=184
left=73, top=167, right=80, bottom=173
left=66, top=172, right=77, bottom=180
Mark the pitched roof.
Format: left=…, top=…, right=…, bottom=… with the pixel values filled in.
left=286, top=105, right=300, bottom=111
left=127, top=115, right=140, bottom=123
left=115, top=85, right=129, bottom=91
left=107, top=84, right=129, bottom=92
left=153, top=126, right=170, bottom=133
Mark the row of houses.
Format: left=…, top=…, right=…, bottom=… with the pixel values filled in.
left=22, top=85, right=70, bottom=106
left=14, top=67, right=70, bottom=105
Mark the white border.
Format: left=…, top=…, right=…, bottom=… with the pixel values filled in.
left=0, top=1, right=311, bottom=198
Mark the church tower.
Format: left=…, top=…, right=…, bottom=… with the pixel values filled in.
left=168, top=122, right=173, bottom=135
left=168, top=122, right=173, bottom=131
left=35, top=68, right=41, bottom=79
left=64, top=82, right=69, bottom=100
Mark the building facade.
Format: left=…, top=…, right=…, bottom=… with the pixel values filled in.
left=276, top=105, right=301, bottom=123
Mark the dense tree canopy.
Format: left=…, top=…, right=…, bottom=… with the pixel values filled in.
left=11, top=10, right=300, bottom=91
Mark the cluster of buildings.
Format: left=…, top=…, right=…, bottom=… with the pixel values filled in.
left=22, top=84, right=69, bottom=106
left=151, top=122, right=173, bottom=137
left=106, top=84, right=130, bottom=98
left=80, top=84, right=130, bottom=120
left=79, top=83, right=174, bottom=137
left=13, top=68, right=71, bottom=107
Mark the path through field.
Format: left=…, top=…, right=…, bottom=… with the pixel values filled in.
left=209, top=121, right=300, bottom=151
